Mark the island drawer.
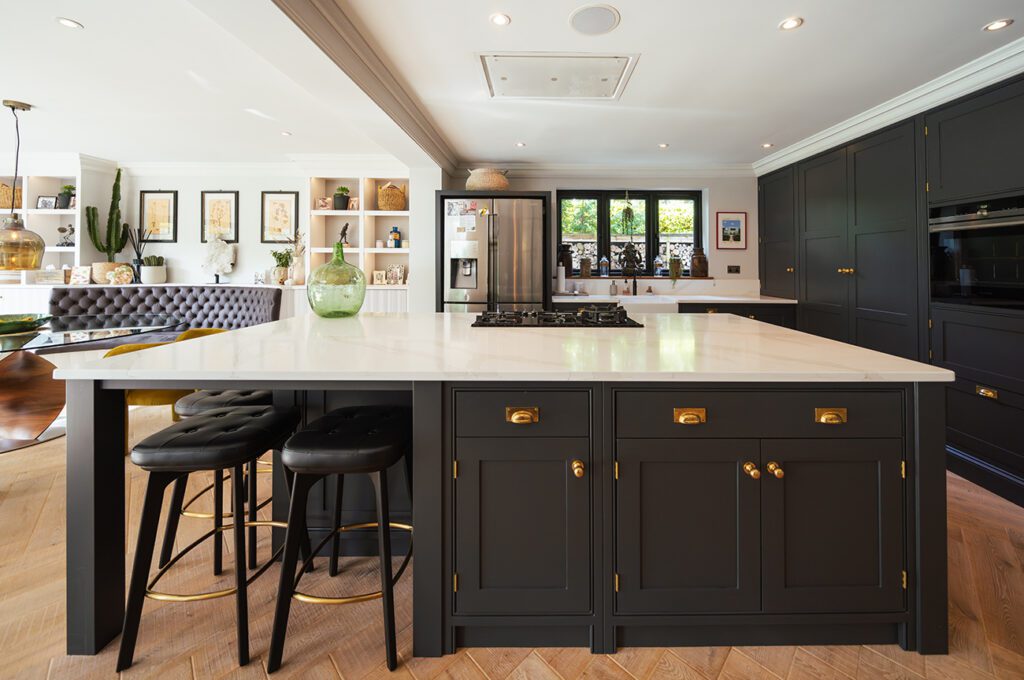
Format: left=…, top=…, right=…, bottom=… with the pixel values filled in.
left=615, top=390, right=903, bottom=438
left=455, top=389, right=590, bottom=437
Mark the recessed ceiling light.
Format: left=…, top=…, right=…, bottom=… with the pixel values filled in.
left=515, top=142, right=526, bottom=147
left=569, top=4, right=621, bottom=36
left=56, top=17, right=84, bottom=29
left=281, top=131, right=292, bottom=137
left=778, top=16, right=804, bottom=31
left=983, top=18, right=1014, bottom=31
left=762, top=143, right=774, bottom=149
left=658, top=143, right=669, bottom=149
left=490, top=13, right=511, bottom=26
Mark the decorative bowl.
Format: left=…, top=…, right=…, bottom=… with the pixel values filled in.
left=0, top=314, right=52, bottom=335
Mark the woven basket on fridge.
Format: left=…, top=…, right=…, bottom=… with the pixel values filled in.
left=0, top=183, right=22, bottom=210
left=377, top=182, right=407, bottom=211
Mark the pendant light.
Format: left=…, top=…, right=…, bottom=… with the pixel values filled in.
left=0, top=100, right=45, bottom=271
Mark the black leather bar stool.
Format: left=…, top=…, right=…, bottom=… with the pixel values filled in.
left=117, top=405, right=300, bottom=672
left=163, top=390, right=274, bottom=571
left=268, top=405, right=413, bottom=673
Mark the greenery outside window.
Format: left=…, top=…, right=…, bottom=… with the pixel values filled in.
left=558, top=190, right=702, bottom=276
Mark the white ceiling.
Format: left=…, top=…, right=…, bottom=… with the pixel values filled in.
left=0, top=0, right=393, bottom=163
left=341, top=0, right=1024, bottom=168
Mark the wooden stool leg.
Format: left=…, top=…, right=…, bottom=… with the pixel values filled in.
left=117, top=471, right=176, bottom=672
left=158, top=474, right=188, bottom=568
left=329, top=474, right=345, bottom=577
left=213, top=469, right=224, bottom=576
left=232, top=464, right=250, bottom=666
left=267, top=473, right=319, bottom=673
left=247, top=460, right=257, bottom=569
left=372, top=470, right=398, bottom=671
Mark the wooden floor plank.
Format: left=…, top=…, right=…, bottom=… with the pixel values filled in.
left=962, top=524, right=1024, bottom=656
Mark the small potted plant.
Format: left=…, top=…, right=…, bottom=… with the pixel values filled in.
left=270, top=248, right=293, bottom=285
left=140, top=255, right=167, bottom=284
left=56, top=184, right=76, bottom=209
left=333, top=186, right=351, bottom=211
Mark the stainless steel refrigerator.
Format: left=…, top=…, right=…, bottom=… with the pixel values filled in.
left=438, top=193, right=549, bottom=312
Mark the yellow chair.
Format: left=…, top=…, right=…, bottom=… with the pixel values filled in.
left=103, top=342, right=191, bottom=421
left=175, top=327, right=227, bottom=342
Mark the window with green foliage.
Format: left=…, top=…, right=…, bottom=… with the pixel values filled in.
left=557, top=190, right=702, bottom=275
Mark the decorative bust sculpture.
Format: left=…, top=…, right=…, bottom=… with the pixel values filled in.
left=620, top=242, right=643, bottom=277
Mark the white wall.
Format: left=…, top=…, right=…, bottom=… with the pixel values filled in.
left=504, top=172, right=759, bottom=293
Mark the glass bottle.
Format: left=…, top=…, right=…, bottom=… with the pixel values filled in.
left=598, top=255, right=610, bottom=277
left=306, top=241, right=366, bottom=317
left=653, top=254, right=665, bottom=276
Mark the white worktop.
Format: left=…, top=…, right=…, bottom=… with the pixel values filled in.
left=54, top=312, right=953, bottom=383
left=552, top=294, right=797, bottom=305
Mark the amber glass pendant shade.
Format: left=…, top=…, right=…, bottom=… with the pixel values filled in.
left=0, top=216, right=45, bottom=270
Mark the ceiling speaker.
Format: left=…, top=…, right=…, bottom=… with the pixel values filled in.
left=569, top=4, right=621, bottom=36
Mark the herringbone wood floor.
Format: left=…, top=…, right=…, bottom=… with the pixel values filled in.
left=2, top=407, right=1024, bottom=679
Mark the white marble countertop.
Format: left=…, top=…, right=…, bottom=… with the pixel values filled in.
left=552, top=294, right=797, bottom=304
left=54, top=312, right=953, bottom=383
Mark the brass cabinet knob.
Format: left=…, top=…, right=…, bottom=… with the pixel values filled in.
left=837, top=267, right=844, bottom=274
left=743, top=462, right=761, bottom=479
left=571, top=459, right=585, bottom=478
left=506, top=407, right=539, bottom=424
left=785, top=266, right=795, bottom=273
left=673, top=407, right=707, bottom=425
left=847, top=267, right=856, bottom=274
left=767, top=461, right=785, bottom=479
left=814, top=407, right=848, bottom=424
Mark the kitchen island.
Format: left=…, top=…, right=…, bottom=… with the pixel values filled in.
left=55, top=312, right=953, bottom=658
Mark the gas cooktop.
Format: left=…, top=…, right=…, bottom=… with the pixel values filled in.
left=471, top=306, right=643, bottom=328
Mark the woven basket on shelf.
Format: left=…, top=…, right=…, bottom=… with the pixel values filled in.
left=377, top=182, right=407, bottom=211
left=0, top=183, right=22, bottom=210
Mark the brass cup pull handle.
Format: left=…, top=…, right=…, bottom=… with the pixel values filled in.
left=976, top=385, right=998, bottom=400
left=506, top=407, right=539, bottom=424
left=743, top=462, right=761, bottom=479
left=815, top=407, right=848, bottom=425
left=673, top=407, right=707, bottom=425
left=767, top=462, right=785, bottom=479
left=571, top=459, right=585, bottom=478
left=837, top=267, right=844, bottom=274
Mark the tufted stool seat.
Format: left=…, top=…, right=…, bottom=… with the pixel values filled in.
left=117, top=405, right=300, bottom=673
left=175, top=390, right=273, bottom=418
left=268, top=405, right=413, bottom=673
left=281, top=405, right=411, bottom=474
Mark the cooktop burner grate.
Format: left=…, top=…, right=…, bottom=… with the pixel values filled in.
left=471, top=306, right=643, bottom=328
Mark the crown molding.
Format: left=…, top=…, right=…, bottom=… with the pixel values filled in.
left=458, top=162, right=755, bottom=180
left=118, top=155, right=407, bottom=178
left=272, top=0, right=458, bottom=175
left=753, top=37, right=1024, bottom=176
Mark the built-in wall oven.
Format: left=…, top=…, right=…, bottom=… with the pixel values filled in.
left=930, top=196, right=1024, bottom=310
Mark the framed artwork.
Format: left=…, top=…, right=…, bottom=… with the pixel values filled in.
left=385, top=263, right=406, bottom=285
left=261, top=191, right=299, bottom=243
left=139, top=190, right=178, bottom=242
left=315, top=197, right=331, bottom=210
left=36, top=196, right=57, bottom=209
left=716, top=211, right=747, bottom=250
left=69, top=266, right=92, bottom=284
left=372, top=270, right=386, bottom=285
left=201, top=190, right=239, bottom=243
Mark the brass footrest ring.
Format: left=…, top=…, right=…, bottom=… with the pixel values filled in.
left=145, top=519, right=288, bottom=602
left=180, top=470, right=271, bottom=519
left=291, top=522, right=413, bottom=605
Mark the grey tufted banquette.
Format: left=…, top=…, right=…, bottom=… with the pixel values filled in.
left=42, top=285, right=282, bottom=352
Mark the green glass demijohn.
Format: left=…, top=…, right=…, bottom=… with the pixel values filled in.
left=306, top=241, right=366, bottom=317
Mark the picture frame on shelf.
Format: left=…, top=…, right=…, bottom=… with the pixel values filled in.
left=372, top=270, right=386, bottom=285
left=140, top=190, right=178, bottom=243
left=261, top=190, right=299, bottom=243
left=69, top=266, right=92, bottom=285
left=315, top=197, right=331, bottom=210
left=715, top=211, right=747, bottom=250
left=385, top=263, right=406, bottom=286
left=36, top=196, right=57, bottom=209
left=349, top=197, right=359, bottom=211
left=201, top=190, right=239, bottom=243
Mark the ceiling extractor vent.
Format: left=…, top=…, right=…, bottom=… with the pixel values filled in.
left=480, top=53, right=638, bottom=100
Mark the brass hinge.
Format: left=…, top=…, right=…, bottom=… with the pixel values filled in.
left=928, top=349, right=933, bottom=360
left=924, top=125, right=928, bottom=136
left=614, top=461, right=619, bottom=480
left=928, top=318, right=933, bottom=329
left=901, top=461, right=906, bottom=479
left=901, top=570, right=907, bottom=590
left=925, top=181, right=930, bottom=193
left=453, top=460, right=458, bottom=479
left=453, top=573, right=458, bottom=592
left=614, top=573, right=620, bottom=592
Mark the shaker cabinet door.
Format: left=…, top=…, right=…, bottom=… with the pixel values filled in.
left=615, top=439, right=761, bottom=614
left=759, top=167, right=797, bottom=299
left=760, top=439, right=905, bottom=613
left=453, top=437, right=591, bottom=615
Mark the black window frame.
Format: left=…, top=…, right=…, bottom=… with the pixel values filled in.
left=557, top=189, right=703, bottom=276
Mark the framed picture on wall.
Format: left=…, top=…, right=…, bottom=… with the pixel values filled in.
left=139, top=190, right=177, bottom=242
left=261, top=191, right=299, bottom=243
left=201, top=190, right=239, bottom=243
left=715, top=211, right=747, bottom=250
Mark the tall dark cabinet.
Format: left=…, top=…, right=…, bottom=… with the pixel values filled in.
left=758, top=167, right=797, bottom=299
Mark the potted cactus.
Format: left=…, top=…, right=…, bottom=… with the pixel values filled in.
left=140, top=255, right=167, bottom=284
left=56, top=184, right=75, bottom=209
left=333, top=186, right=350, bottom=211
left=85, top=169, right=129, bottom=283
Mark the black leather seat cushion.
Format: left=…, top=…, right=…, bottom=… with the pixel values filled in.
left=131, top=406, right=300, bottom=472
left=282, top=406, right=412, bottom=475
left=176, top=390, right=273, bottom=417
